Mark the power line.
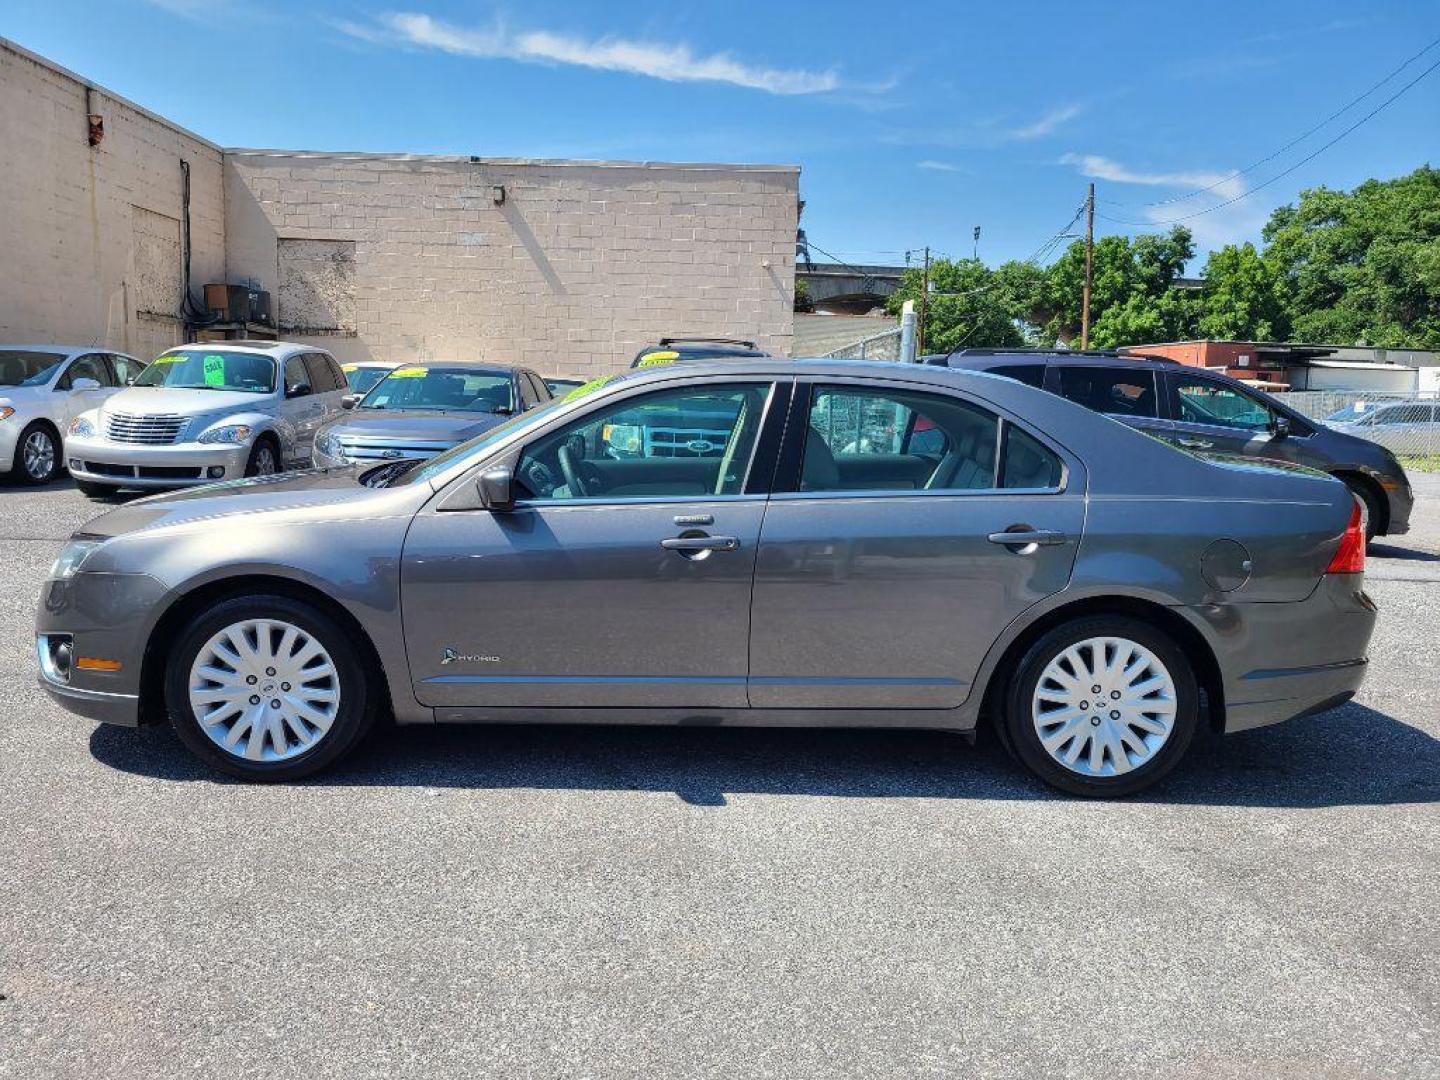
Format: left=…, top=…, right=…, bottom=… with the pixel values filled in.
left=1097, top=52, right=1440, bottom=227
left=1110, top=32, right=1440, bottom=209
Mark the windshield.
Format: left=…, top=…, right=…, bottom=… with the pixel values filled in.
left=135, top=350, right=275, bottom=393
left=1326, top=403, right=1373, bottom=423
left=390, top=396, right=570, bottom=487
left=0, top=350, right=66, bottom=387
left=361, top=366, right=515, bottom=413
left=343, top=364, right=394, bottom=395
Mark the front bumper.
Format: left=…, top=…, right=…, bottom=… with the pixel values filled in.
left=0, top=417, right=21, bottom=466
left=63, top=434, right=250, bottom=488
left=35, top=570, right=168, bottom=727
left=1194, top=572, right=1378, bottom=734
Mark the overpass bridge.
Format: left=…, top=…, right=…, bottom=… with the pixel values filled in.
left=797, top=263, right=906, bottom=314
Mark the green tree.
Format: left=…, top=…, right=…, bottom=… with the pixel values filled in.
left=1197, top=242, right=1287, bottom=340
left=1262, top=166, right=1440, bottom=347
left=884, top=257, right=1034, bottom=352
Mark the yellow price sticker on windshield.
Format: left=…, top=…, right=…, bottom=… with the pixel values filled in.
left=635, top=350, right=679, bottom=368
left=563, top=376, right=618, bottom=401
left=153, top=354, right=184, bottom=365
left=341, top=363, right=358, bottom=373
left=389, top=366, right=428, bottom=379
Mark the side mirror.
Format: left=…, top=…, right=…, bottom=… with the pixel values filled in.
left=286, top=383, right=311, bottom=399
left=478, top=466, right=515, bottom=512
left=492, top=405, right=513, bottom=416
left=71, top=377, right=102, bottom=392
left=1271, top=415, right=1292, bottom=439
left=341, top=394, right=359, bottom=409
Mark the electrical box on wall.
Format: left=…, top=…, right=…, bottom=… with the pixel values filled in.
left=204, top=283, right=273, bottom=326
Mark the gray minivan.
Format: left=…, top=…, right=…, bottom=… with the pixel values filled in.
left=924, top=350, right=1413, bottom=540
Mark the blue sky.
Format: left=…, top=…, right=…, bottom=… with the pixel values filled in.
left=4, top=0, right=1437, bottom=270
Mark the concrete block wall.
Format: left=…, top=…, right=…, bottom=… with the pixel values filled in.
left=0, top=37, right=225, bottom=361
left=225, top=151, right=798, bottom=377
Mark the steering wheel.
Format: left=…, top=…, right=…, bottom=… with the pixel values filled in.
left=556, top=441, right=590, bottom=498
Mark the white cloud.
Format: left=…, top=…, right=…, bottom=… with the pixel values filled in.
left=1008, top=103, right=1084, bottom=140
left=341, top=12, right=842, bottom=96
left=917, top=160, right=965, bottom=172
left=1060, top=153, right=1246, bottom=199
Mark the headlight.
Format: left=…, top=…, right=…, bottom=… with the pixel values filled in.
left=315, top=429, right=342, bottom=458
left=68, top=416, right=94, bottom=437
left=197, top=424, right=253, bottom=445
left=49, top=538, right=104, bottom=580
left=0, top=406, right=14, bottom=421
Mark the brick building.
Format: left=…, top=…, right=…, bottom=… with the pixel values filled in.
left=0, top=37, right=799, bottom=378
left=1124, top=339, right=1439, bottom=393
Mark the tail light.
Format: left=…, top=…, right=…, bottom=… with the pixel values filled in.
left=1326, top=501, right=1366, bottom=575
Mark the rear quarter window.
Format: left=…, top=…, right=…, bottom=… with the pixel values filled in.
left=1058, top=367, right=1158, bottom=418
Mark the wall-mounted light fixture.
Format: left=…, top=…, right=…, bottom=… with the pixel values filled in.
left=490, top=184, right=506, bottom=205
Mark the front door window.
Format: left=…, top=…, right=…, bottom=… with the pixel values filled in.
left=1168, top=374, right=1272, bottom=432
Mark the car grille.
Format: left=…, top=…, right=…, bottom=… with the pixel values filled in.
left=644, top=427, right=733, bottom=458
left=336, top=437, right=456, bottom=463
left=104, top=412, right=189, bottom=445
left=81, top=462, right=204, bottom=480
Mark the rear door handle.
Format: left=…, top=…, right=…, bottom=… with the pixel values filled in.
left=987, top=529, right=1067, bottom=547
left=661, top=535, right=740, bottom=552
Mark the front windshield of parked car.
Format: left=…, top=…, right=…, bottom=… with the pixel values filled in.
left=0, top=350, right=66, bottom=387
left=361, top=366, right=514, bottom=413
left=1326, top=403, right=1373, bottom=423
left=134, top=350, right=276, bottom=393
left=343, top=364, right=394, bottom=395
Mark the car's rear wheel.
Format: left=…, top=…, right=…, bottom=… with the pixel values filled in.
left=164, top=595, right=378, bottom=780
left=244, top=437, right=280, bottom=477
left=1002, top=616, right=1199, bottom=797
left=13, top=423, right=60, bottom=485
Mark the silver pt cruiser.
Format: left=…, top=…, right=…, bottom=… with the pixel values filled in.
left=37, top=359, right=1376, bottom=796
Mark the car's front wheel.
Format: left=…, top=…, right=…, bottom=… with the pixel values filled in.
left=13, top=422, right=60, bottom=485
left=244, top=437, right=280, bottom=477
left=1002, top=616, right=1199, bottom=797
left=164, top=595, right=378, bottom=780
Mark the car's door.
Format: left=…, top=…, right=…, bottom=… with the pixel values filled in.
left=304, top=352, right=348, bottom=422
left=1159, top=369, right=1285, bottom=456
left=54, top=352, right=116, bottom=427
left=279, top=354, right=324, bottom=464
left=748, top=377, right=1085, bottom=709
left=401, top=377, right=786, bottom=710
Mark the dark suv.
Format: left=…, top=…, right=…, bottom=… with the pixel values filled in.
left=922, top=349, right=1412, bottom=539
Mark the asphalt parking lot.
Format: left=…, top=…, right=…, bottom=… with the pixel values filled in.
left=2, top=474, right=1438, bottom=1079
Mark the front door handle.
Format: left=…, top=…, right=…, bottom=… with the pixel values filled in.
left=987, top=529, right=1067, bottom=547
left=1176, top=437, right=1213, bottom=449
left=661, top=535, right=740, bottom=552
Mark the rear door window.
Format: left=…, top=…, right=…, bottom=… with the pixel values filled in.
left=108, top=354, right=144, bottom=385
left=284, top=356, right=312, bottom=396
left=995, top=364, right=1046, bottom=389
left=1057, top=367, right=1158, bottom=418
left=302, top=353, right=342, bottom=392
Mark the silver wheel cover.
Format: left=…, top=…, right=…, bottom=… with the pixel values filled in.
left=1032, top=636, right=1177, bottom=778
left=188, top=618, right=341, bottom=763
left=23, top=430, right=55, bottom=479
left=252, top=444, right=276, bottom=475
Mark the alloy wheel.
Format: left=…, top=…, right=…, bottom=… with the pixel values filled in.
left=252, top=444, right=277, bottom=475
left=187, top=618, right=341, bottom=763
left=23, top=430, right=56, bottom=480
left=1031, top=636, right=1177, bottom=778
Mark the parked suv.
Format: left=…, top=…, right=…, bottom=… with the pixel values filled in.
left=923, top=349, right=1413, bottom=539
left=65, top=341, right=348, bottom=496
left=0, top=346, right=146, bottom=485
left=630, top=337, right=770, bottom=368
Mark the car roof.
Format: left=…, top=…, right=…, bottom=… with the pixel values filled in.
left=383, top=359, right=530, bottom=372
left=168, top=340, right=320, bottom=358
left=0, top=344, right=112, bottom=357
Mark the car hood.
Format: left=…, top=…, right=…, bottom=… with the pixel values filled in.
left=325, top=410, right=507, bottom=441
left=100, top=386, right=272, bottom=417
left=78, top=466, right=413, bottom=541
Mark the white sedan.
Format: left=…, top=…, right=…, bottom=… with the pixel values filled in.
left=0, top=346, right=145, bottom=485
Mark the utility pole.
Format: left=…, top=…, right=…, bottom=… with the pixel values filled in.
left=1080, top=182, right=1095, bottom=350
left=972, top=226, right=981, bottom=261
left=917, top=246, right=931, bottom=355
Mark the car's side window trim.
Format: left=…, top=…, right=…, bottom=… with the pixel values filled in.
left=771, top=377, right=1069, bottom=499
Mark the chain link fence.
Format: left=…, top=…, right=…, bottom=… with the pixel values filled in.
left=1278, top=389, right=1440, bottom=463
left=820, top=327, right=902, bottom=362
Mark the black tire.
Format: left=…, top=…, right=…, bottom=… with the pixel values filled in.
left=73, top=478, right=115, bottom=498
left=244, top=436, right=281, bottom=478
left=1001, top=615, right=1199, bottom=798
left=163, top=594, right=379, bottom=781
left=12, top=422, right=60, bottom=485
left=1341, top=477, right=1383, bottom=542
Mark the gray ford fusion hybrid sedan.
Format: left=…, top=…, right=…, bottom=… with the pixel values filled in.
left=37, top=359, right=1376, bottom=796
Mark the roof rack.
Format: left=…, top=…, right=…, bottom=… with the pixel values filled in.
left=948, top=347, right=1179, bottom=365
left=658, top=337, right=759, bottom=349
